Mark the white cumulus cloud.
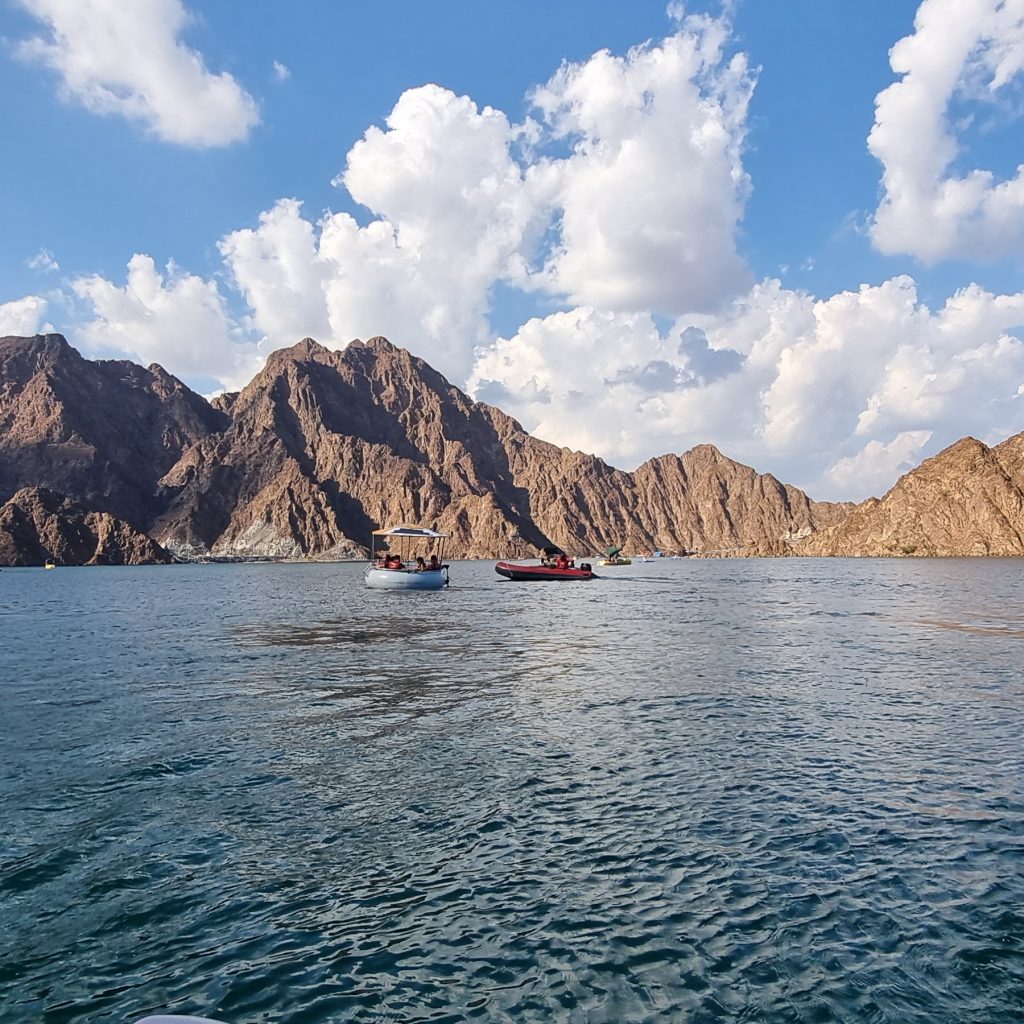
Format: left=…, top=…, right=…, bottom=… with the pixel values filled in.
left=72, top=254, right=261, bottom=386
left=218, top=198, right=332, bottom=349
left=826, top=431, right=933, bottom=497
left=220, top=85, right=545, bottom=380
left=0, top=295, right=49, bottom=336
left=469, top=276, right=1024, bottom=499
left=216, top=12, right=755, bottom=382
left=869, top=0, right=1024, bottom=261
left=16, top=0, right=259, bottom=147
left=529, top=11, right=755, bottom=312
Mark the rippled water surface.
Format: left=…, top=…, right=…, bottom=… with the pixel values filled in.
left=2, top=559, right=1023, bottom=1023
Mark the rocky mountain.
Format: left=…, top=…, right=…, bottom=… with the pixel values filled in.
left=1, top=331, right=1021, bottom=564
left=798, top=434, right=1024, bottom=556
left=0, top=486, right=172, bottom=566
left=152, top=336, right=848, bottom=560
left=0, top=334, right=226, bottom=528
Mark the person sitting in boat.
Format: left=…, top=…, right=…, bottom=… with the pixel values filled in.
left=555, top=553, right=569, bottom=570
left=386, top=554, right=402, bottom=569
left=415, top=556, right=427, bottom=571
left=427, top=554, right=440, bottom=570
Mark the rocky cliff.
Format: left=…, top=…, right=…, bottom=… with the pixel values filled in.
left=0, top=486, right=172, bottom=566
left=0, top=333, right=226, bottom=528
left=2, top=332, right=1021, bottom=564
left=798, top=434, right=1024, bottom=556
left=153, top=336, right=848, bottom=559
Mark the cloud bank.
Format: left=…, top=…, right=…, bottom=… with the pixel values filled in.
left=72, top=255, right=260, bottom=385
left=5, top=3, right=1024, bottom=501
left=471, top=277, right=1024, bottom=498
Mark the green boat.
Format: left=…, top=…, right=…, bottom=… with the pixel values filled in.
left=599, top=545, right=631, bottom=566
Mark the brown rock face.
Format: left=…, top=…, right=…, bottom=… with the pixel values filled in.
left=154, top=336, right=850, bottom=559
left=798, top=434, right=1024, bottom=556
left=0, top=334, right=226, bottom=528
left=11, top=332, right=1017, bottom=562
left=629, top=447, right=852, bottom=553
left=0, top=487, right=173, bottom=566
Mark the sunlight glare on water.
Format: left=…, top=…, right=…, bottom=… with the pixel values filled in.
left=1, top=558, right=1022, bottom=1022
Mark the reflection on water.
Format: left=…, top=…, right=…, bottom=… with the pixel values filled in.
left=1, top=558, right=1023, bottom=1023
left=231, top=618, right=447, bottom=647
left=918, top=615, right=1024, bottom=639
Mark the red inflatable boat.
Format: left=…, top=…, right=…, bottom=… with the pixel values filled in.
left=495, top=561, right=595, bottom=581
left=495, top=546, right=595, bottom=581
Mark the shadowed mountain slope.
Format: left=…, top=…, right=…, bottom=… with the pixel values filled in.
left=0, top=486, right=172, bottom=566
left=0, top=334, right=226, bottom=528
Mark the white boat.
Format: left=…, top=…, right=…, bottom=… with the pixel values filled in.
left=135, top=1017, right=227, bottom=1023
left=363, top=524, right=450, bottom=590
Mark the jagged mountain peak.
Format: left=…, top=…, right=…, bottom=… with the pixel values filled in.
left=0, top=332, right=74, bottom=356
left=0, top=332, right=81, bottom=380
left=290, top=336, right=331, bottom=357
left=3, top=334, right=1019, bottom=563
left=355, top=335, right=399, bottom=353
left=684, top=442, right=727, bottom=459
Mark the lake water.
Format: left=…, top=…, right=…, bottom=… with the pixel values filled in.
left=1, top=558, right=1022, bottom=1023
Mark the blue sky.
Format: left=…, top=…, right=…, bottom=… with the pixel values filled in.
left=2, top=0, right=1024, bottom=499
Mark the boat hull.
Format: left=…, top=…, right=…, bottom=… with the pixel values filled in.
left=364, top=566, right=448, bottom=590
left=600, top=557, right=631, bottom=566
left=495, top=561, right=594, bottom=581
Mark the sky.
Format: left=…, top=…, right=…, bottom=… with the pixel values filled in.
left=1, top=0, right=1024, bottom=501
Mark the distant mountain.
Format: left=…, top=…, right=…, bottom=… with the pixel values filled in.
left=798, top=434, right=1024, bottom=556
left=0, top=332, right=1020, bottom=565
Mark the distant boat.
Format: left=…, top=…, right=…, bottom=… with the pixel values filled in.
left=496, top=545, right=594, bottom=581
left=599, top=544, right=631, bottom=566
left=363, top=525, right=450, bottom=590
left=43, top=560, right=56, bottom=570
left=635, top=550, right=663, bottom=562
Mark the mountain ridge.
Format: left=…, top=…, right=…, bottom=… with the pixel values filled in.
left=0, top=332, right=1020, bottom=564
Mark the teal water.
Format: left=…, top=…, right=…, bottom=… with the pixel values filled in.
left=1, top=559, right=1022, bottom=1023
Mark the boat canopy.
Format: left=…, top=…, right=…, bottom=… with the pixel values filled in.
left=541, top=545, right=565, bottom=557
left=372, top=525, right=448, bottom=538
left=603, top=545, right=622, bottom=557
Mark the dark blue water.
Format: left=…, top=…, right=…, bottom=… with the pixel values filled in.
left=1, top=559, right=1022, bottom=1023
